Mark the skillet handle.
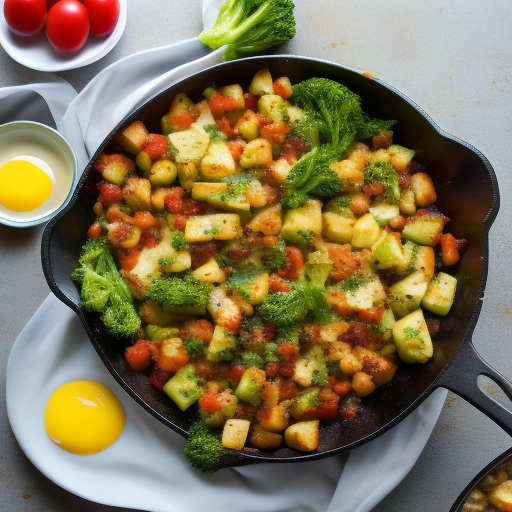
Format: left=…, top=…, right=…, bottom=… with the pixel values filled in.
left=435, top=341, right=512, bottom=437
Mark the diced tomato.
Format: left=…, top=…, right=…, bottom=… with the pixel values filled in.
left=268, top=273, right=292, bottom=293
left=198, top=390, right=225, bottom=413
left=208, top=93, right=240, bottom=116
left=265, top=362, right=279, bottom=379
left=174, top=214, right=187, bottom=231
left=243, top=92, right=258, bottom=110
left=301, top=324, right=321, bottom=343
left=117, top=248, right=141, bottom=271
left=216, top=116, right=236, bottom=138
left=97, top=181, right=124, bottom=206
left=262, top=183, right=280, bottom=205
left=190, top=242, right=217, bottom=269
left=156, top=342, right=189, bottom=373
left=331, top=378, right=352, bottom=396
left=340, top=401, right=358, bottom=420
left=426, top=318, right=441, bottom=337
left=87, top=221, right=102, bottom=239
left=227, top=139, right=246, bottom=160
left=142, top=133, right=168, bottom=160
left=282, top=135, right=310, bottom=164
left=229, top=364, right=246, bottom=386
left=139, top=230, right=159, bottom=249
left=125, top=339, right=157, bottom=372
left=339, top=322, right=379, bottom=348
left=278, top=343, right=300, bottom=360
left=440, top=233, right=460, bottom=266
left=169, top=108, right=200, bottom=131
left=277, top=378, right=298, bottom=401
left=358, top=306, right=385, bottom=325
left=163, top=187, right=185, bottom=214
left=132, top=211, right=157, bottom=229
left=260, top=122, right=290, bottom=143
left=277, top=246, right=304, bottom=281
left=149, top=368, right=171, bottom=391
left=272, top=80, right=292, bottom=99
left=195, top=356, right=216, bottom=380
left=278, top=360, right=296, bottom=378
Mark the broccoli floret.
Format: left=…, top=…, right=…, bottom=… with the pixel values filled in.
left=171, top=231, right=189, bottom=251
left=147, top=273, right=212, bottom=310
left=145, top=325, right=180, bottom=342
left=261, top=239, right=287, bottom=270
left=199, top=0, right=296, bottom=61
left=72, top=238, right=141, bottom=339
left=184, top=419, right=225, bottom=473
left=203, top=124, right=228, bottom=142
left=340, top=275, right=369, bottom=292
left=239, top=351, right=265, bottom=369
left=240, top=314, right=264, bottom=332
left=264, top=342, right=280, bottom=363
left=225, top=268, right=263, bottom=301
left=301, top=252, right=333, bottom=325
left=276, top=323, right=302, bottom=345
left=258, top=287, right=306, bottom=326
left=282, top=77, right=395, bottom=208
left=183, top=337, right=205, bottom=358
left=364, top=161, right=400, bottom=204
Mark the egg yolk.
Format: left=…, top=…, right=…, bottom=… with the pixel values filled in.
left=44, top=381, right=126, bottom=455
left=0, top=158, right=53, bottom=212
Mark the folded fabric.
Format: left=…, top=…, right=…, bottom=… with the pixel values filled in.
left=3, top=0, right=448, bottom=510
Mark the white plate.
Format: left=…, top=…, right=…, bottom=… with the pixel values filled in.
left=0, top=0, right=127, bottom=72
left=5, top=294, right=343, bottom=512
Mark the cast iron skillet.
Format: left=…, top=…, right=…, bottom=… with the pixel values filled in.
left=450, top=447, right=512, bottom=511
left=42, top=55, right=510, bottom=470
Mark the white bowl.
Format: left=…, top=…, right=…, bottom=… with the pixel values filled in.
left=0, top=0, right=127, bottom=72
left=0, top=121, right=77, bottom=228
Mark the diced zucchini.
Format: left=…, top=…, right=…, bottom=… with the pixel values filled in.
left=289, top=387, right=320, bottom=420
left=392, top=309, right=433, bottom=364
left=292, top=346, right=327, bottom=388
left=345, top=277, right=387, bottom=311
left=258, top=94, right=285, bottom=122
left=185, top=214, right=242, bottom=243
left=421, top=272, right=457, bottom=316
left=371, top=231, right=407, bottom=271
left=351, top=212, right=381, bottom=249
left=205, top=325, right=237, bottom=362
left=168, top=123, right=210, bottom=164
left=163, top=364, right=204, bottom=411
left=191, top=182, right=250, bottom=212
left=234, top=367, right=266, bottom=406
left=369, top=203, right=400, bottom=226
left=281, top=199, right=322, bottom=246
left=388, top=270, right=429, bottom=318
left=402, top=214, right=445, bottom=246
left=201, top=394, right=238, bottom=428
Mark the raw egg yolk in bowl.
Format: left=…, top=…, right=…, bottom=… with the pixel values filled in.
left=0, top=155, right=54, bottom=212
left=44, top=381, right=126, bottom=455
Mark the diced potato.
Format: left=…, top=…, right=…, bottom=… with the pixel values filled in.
left=249, top=425, right=283, bottom=450
left=351, top=212, right=381, bottom=249
left=249, top=68, right=274, bottom=95
left=192, top=258, right=226, bottom=283
left=273, top=76, right=293, bottom=98
left=322, top=212, right=355, bottom=244
left=246, top=205, right=282, bottom=235
left=192, top=182, right=250, bottom=212
left=284, top=421, right=319, bottom=451
left=268, top=158, right=292, bottom=182
left=245, top=180, right=267, bottom=208
left=201, top=141, right=237, bottom=180
left=490, top=480, right=512, bottom=511
left=387, top=144, right=415, bottom=173
left=330, top=160, right=364, bottom=187
left=399, top=189, right=417, bottom=216
left=222, top=419, right=251, bottom=450
left=168, top=123, right=210, bottom=164
left=151, top=187, right=172, bottom=211
left=344, top=277, right=387, bottom=311
left=123, top=176, right=151, bottom=211
left=116, top=120, right=149, bottom=155
left=206, top=324, right=237, bottom=362
left=240, top=138, right=273, bottom=168
left=339, top=352, right=363, bottom=375
left=185, top=214, right=242, bottom=243
left=352, top=346, right=398, bottom=386
left=346, top=142, right=371, bottom=171
left=351, top=371, right=377, bottom=397
left=246, top=272, right=269, bottom=305
left=194, top=99, right=215, bottom=126
left=257, top=404, right=289, bottom=432
left=411, top=172, right=437, bottom=207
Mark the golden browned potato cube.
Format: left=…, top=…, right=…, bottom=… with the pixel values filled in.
left=116, top=120, right=149, bottom=155
left=411, top=172, right=437, bottom=207
left=123, top=176, right=151, bottom=211
left=268, top=158, right=292, bottom=182
left=168, top=123, right=210, bottom=164
left=351, top=371, right=377, bottom=397
left=192, top=258, right=226, bottom=283
left=346, top=142, right=371, bottom=170
left=258, top=404, right=289, bottom=432
left=322, top=212, right=356, bottom=244
left=273, top=76, right=293, bottom=97
left=330, top=160, right=364, bottom=187
left=249, top=425, right=283, bottom=450
left=222, top=419, right=251, bottom=450
left=490, top=480, right=512, bottom=511
left=339, top=352, right=363, bottom=375
left=246, top=205, right=282, bottom=235
left=185, top=214, right=242, bottom=243
left=352, top=346, right=398, bottom=386
left=218, top=83, right=245, bottom=110
left=177, top=162, right=198, bottom=190
left=201, top=141, right=237, bottom=180
left=399, top=189, right=417, bottom=216
left=96, top=154, right=135, bottom=186
left=249, top=68, right=274, bottom=95
left=240, top=138, right=273, bottom=168
left=151, top=187, right=172, bottom=211
left=284, top=421, right=319, bottom=451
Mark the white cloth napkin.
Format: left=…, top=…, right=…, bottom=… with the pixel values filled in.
left=4, top=1, right=448, bottom=510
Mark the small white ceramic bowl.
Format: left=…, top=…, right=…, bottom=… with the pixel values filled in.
left=0, top=121, right=77, bottom=228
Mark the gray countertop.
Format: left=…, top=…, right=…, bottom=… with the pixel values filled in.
left=1, top=1, right=512, bottom=510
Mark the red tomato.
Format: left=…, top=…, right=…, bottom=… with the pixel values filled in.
left=83, top=0, right=119, bottom=37
left=4, top=0, right=47, bottom=36
left=46, top=0, right=89, bottom=53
